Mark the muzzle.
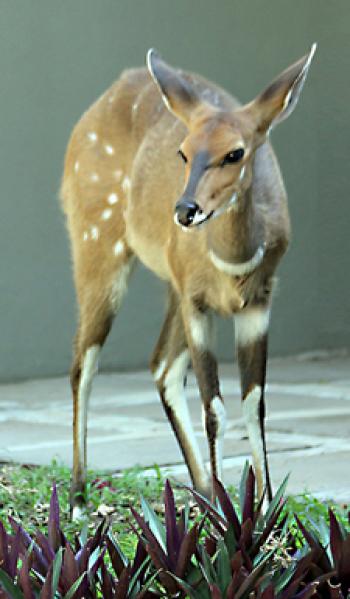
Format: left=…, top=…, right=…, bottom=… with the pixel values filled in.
left=174, top=199, right=213, bottom=228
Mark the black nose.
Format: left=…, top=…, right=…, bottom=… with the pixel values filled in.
left=175, top=200, right=199, bottom=227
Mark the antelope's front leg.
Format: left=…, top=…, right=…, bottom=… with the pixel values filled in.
left=234, top=305, right=272, bottom=501
left=182, top=301, right=226, bottom=493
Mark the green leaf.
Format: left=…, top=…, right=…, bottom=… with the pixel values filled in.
left=0, top=569, right=24, bottom=599
left=223, top=524, right=237, bottom=557
left=239, top=461, right=249, bottom=517
left=128, top=555, right=151, bottom=594
left=265, top=474, right=289, bottom=523
left=199, top=548, right=217, bottom=586
left=273, top=561, right=296, bottom=594
left=64, top=572, right=86, bottom=599
left=79, top=522, right=88, bottom=547
left=134, top=567, right=160, bottom=598
left=170, top=572, right=209, bottom=599
left=215, top=539, right=231, bottom=593
left=140, top=495, right=166, bottom=551
left=52, top=547, right=63, bottom=597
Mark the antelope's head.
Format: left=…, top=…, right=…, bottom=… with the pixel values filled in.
left=147, top=45, right=316, bottom=229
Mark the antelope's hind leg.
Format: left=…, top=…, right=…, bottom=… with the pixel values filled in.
left=70, top=243, right=135, bottom=519
left=151, top=288, right=211, bottom=497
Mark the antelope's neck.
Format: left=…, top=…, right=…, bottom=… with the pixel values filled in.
left=206, top=190, right=264, bottom=273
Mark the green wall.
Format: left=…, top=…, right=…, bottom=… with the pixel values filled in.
left=0, top=1, right=349, bottom=381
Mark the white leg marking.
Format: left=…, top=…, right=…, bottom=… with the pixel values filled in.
left=234, top=308, right=270, bottom=346
left=72, top=505, right=86, bottom=521
left=77, top=346, right=100, bottom=470
left=164, top=351, right=208, bottom=488
left=189, top=313, right=211, bottom=350
left=203, top=396, right=227, bottom=480
left=242, top=386, right=266, bottom=493
left=153, top=359, right=167, bottom=382
left=110, top=261, right=133, bottom=312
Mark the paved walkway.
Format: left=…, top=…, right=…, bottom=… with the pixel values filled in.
left=0, top=351, right=349, bottom=501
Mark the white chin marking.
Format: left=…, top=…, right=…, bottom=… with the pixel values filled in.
left=191, top=211, right=208, bottom=226
left=234, top=307, right=270, bottom=346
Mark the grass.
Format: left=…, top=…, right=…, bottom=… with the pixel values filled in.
left=0, top=460, right=348, bottom=558
left=0, top=461, right=176, bottom=557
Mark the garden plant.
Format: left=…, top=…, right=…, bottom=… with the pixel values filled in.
left=0, top=463, right=349, bottom=598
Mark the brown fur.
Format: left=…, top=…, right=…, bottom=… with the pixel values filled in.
left=61, top=48, right=315, bottom=511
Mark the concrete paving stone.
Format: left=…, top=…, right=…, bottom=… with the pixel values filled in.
left=267, top=414, right=350, bottom=437
left=0, top=352, right=349, bottom=501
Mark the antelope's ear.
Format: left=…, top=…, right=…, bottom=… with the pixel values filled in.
left=146, top=49, right=199, bottom=124
left=250, top=44, right=317, bottom=135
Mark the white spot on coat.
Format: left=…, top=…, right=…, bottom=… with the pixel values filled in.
left=105, top=144, right=114, bottom=155
left=108, top=192, right=118, bottom=205
left=74, top=161, right=80, bottom=173
left=113, top=169, right=123, bottom=181
left=90, top=226, right=99, bottom=240
left=88, top=131, right=98, bottom=142
left=122, top=176, right=131, bottom=193
left=90, top=173, right=99, bottom=182
left=234, top=308, right=270, bottom=346
left=113, top=240, right=125, bottom=256
left=101, top=208, right=112, bottom=221
left=83, top=231, right=89, bottom=241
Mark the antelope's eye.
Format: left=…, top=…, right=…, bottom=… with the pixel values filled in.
left=221, top=148, right=245, bottom=166
left=178, top=149, right=188, bottom=163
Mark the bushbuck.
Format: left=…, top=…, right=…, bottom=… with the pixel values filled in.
left=61, top=45, right=316, bottom=518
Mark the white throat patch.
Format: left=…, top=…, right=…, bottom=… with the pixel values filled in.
left=209, top=244, right=265, bottom=277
